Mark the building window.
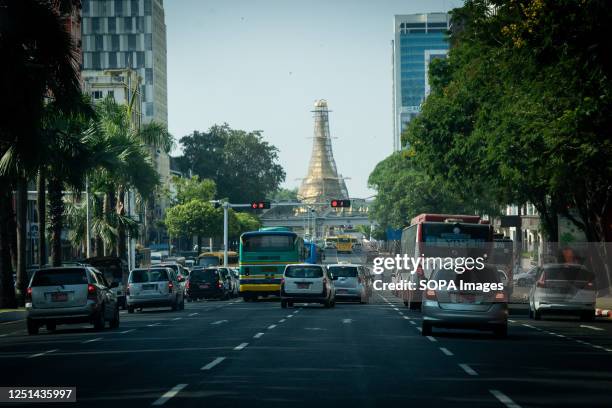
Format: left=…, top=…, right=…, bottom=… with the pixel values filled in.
left=145, top=33, right=152, bottom=50
left=83, top=0, right=90, bottom=15
left=92, top=17, right=101, bottom=33
left=136, top=16, right=144, bottom=31
left=128, top=34, right=137, bottom=50
left=124, top=17, right=133, bottom=31
left=145, top=102, right=154, bottom=116
left=145, top=68, right=153, bottom=84
left=108, top=52, right=117, bottom=68
left=124, top=52, right=133, bottom=67
left=111, top=35, right=120, bottom=51
left=144, top=0, right=152, bottom=15
left=131, top=0, right=139, bottom=15
left=92, top=53, right=101, bottom=69
left=115, top=0, right=124, bottom=16
left=108, top=17, right=116, bottom=33
left=136, top=51, right=145, bottom=68
left=95, top=35, right=104, bottom=51
left=107, top=90, right=115, bottom=100
left=92, top=91, right=103, bottom=100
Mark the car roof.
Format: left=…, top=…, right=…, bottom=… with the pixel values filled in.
left=327, top=263, right=361, bottom=267
left=285, top=263, right=324, bottom=268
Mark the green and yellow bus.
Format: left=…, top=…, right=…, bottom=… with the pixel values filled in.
left=239, top=228, right=305, bottom=301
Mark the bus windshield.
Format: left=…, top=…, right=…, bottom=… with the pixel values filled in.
left=243, top=235, right=295, bottom=252
left=420, top=223, right=491, bottom=258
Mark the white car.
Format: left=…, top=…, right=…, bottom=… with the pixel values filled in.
left=528, top=263, right=596, bottom=321
left=127, top=267, right=185, bottom=313
left=280, top=264, right=335, bottom=308
left=326, top=264, right=369, bottom=304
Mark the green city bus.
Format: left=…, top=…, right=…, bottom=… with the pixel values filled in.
left=239, top=228, right=305, bottom=301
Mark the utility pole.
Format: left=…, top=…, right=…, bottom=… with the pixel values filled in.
left=223, top=202, right=229, bottom=267
left=86, top=176, right=91, bottom=258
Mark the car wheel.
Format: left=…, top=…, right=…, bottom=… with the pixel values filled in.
left=128, top=305, right=135, bottom=314
left=493, top=324, right=508, bottom=338
left=534, top=308, right=542, bottom=320
left=109, top=306, right=120, bottom=329
left=580, top=311, right=594, bottom=322
left=281, top=300, right=288, bottom=309
left=27, top=318, right=39, bottom=335
left=93, top=308, right=105, bottom=331
left=422, top=321, right=432, bottom=336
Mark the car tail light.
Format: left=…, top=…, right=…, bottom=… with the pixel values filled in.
left=87, top=284, right=97, bottom=300
left=536, top=272, right=546, bottom=288
left=186, top=280, right=190, bottom=289
left=586, top=281, right=594, bottom=289
left=26, top=287, right=32, bottom=302
left=126, top=284, right=131, bottom=296
left=217, top=281, right=222, bottom=288
left=168, top=281, right=174, bottom=293
left=494, top=292, right=507, bottom=301
left=425, top=289, right=436, bottom=300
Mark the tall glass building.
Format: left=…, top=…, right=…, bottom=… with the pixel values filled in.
left=80, top=0, right=168, bottom=127
left=392, top=13, right=450, bottom=151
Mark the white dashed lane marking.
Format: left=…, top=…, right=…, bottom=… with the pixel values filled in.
left=151, top=384, right=188, bottom=406
left=253, top=332, right=264, bottom=339
left=458, top=363, right=478, bottom=376
left=82, top=337, right=102, bottom=344
left=439, top=347, right=454, bottom=356
left=201, top=357, right=226, bottom=371
left=28, top=349, right=58, bottom=359
left=489, top=389, right=522, bottom=408
left=267, top=324, right=276, bottom=330
left=580, top=325, right=604, bottom=331
left=234, top=342, right=249, bottom=351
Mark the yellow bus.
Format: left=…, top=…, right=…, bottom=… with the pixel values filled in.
left=197, top=251, right=239, bottom=267
left=336, top=235, right=353, bottom=254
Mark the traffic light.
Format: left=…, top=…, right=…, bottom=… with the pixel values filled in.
left=330, top=199, right=351, bottom=208
left=250, top=201, right=270, bottom=210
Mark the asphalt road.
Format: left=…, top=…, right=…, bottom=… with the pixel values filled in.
left=0, top=252, right=610, bottom=407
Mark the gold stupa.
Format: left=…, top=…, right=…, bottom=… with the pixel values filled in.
left=298, top=99, right=349, bottom=204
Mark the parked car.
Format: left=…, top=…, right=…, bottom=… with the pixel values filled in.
left=528, top=263, right=596, bottom=321
left=514, top=266, right=539, bottom=287
left=185, top=268, right=232, bottom=300
left=25, top=267, right=120, bottom=335
left=280, top=264, right=335, bottom=308
left=126, top=267, right=185, bottom=312
left=326, top=264, right=369, bottom=303
left=421, top=265, right=508, bottom=337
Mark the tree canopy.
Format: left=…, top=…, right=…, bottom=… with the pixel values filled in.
left=177, top=124, right=286, bottom=203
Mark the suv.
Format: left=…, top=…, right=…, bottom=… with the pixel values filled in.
left=185, top=268, right=231, bottom=300
left=528, top=263, right=596, bottom=321
left=26, top=267, right=120, bottom=335
left=127, top=267, right=185, bottom=312
left=281, top=264, right=335, bottom=308
left=326, top=264, right=370, bottom=303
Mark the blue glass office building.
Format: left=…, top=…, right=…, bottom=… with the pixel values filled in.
left=392, top=13, right=450, bottom=150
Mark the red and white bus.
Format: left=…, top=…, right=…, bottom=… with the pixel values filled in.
left=396, top=214, right=493, bottom=310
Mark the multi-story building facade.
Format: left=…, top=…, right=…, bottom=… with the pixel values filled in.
left=392, top=13, right=450, bottom=151
left=80, top=0, right=170, bottom=188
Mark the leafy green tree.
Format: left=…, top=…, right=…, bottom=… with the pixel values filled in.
left=231, top=212, right=261, bottom=238
left=164, top=200, right=223, bottom=249
left=268, top=187, right=298, bottom=202
left=178, top=124, right=286, bottom=203
left=172, top=175, right=216, bottom=204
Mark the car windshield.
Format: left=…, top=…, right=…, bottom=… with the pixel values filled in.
left=328, top=266, right=358, bottom=278
left=544, top=267, right=594, bottom=281
left=31, top=269, right=88, bottom=286
left=190, top=269, right=218, bottom=282
left=130, top=269, right=169, bottom=283
left=285, top=266, right=323, bottom=278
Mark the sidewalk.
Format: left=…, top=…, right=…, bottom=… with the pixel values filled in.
left=0, top=308, right=26, bottom=324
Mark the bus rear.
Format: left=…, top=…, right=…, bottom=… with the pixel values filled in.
left=399, top=214, right=493, bottom=309
left=239, top=231, right=304, bottom=301
left=336, top=235, right=353, bottom=254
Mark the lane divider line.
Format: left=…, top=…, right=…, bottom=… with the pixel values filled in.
left=579, top=324, right=604, bottom=331
left=253, top=332, right=264, bottom=339
left=172, top=317, right=182, bottom=321
left=120, top=329, right=135, bottom=334
left=458, top=363, right=478, bottom=376
left=201, top=357, right=226, bottom=371
left=279, top=319, right=286, bottom=323
left=151, top=383, right=188, bottom=406
left=416, top=327, right=422, bottom=332
left=267, top=324, right=276, bottom=330
left=403, top=316, right=411, bottom=320
left=188, top=313, right=199, bottom=317
left=27, top=349, right=57, bottom=359
left=489, top=389, right=521, bottom=408
left=439, top=347, right=454, bottom=356
left=426, top=336, right=437, bottom=342
left=82, top=337, right=102, bottom=344
left=147, top=323, right=160, bottom=327
left=234, top=342, right=248, bottom=351
left=409, top=321, right=416, bottom=325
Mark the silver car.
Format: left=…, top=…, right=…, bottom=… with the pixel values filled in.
left=327, top=264, right=369, bottom=303
left=26, top=267, right=120, bottom=335
left=528, top=263, right=596, bottom=321
left=422, top=265, right=508, bottom=337
left=127, top=267, right=185, bottom=313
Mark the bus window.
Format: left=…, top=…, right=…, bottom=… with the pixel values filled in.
left=243, top=235, right=295, bottom=252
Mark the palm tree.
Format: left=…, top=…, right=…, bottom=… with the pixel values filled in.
left=0, top=0, right=81, bottom=305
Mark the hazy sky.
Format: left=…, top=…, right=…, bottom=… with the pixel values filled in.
left=165, top=0, right=462, bottom=198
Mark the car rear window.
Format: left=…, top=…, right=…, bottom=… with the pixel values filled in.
left=31, top=269, right=88, bottom=286
left=545, top=267, right=594, bottom=281
left=285, top=266, right=324, bottom=278
left=432, top=266, right=500, bottom=284
left=130, top=269, right=169, bottom=283
left=190, top=269, right=218, bottom=282
left=328, top=266, right=358, bottom=278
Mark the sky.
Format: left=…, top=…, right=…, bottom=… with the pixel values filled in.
left=165, top=0, right=463, bottom=198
